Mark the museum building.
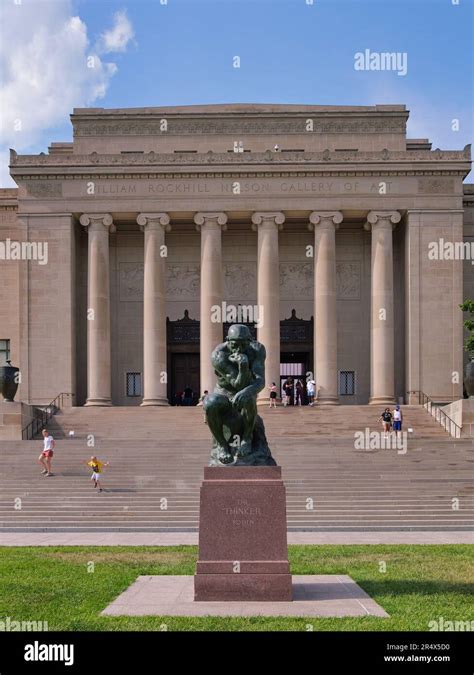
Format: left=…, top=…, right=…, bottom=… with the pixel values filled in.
left=0, top=104, right=472, bottom=407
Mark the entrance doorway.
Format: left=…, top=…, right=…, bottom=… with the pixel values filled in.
left=280, top=352, right=310, bottom=405
left=170, top=353, right=200, bottom=405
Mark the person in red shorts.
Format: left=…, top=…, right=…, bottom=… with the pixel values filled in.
left=38, top=429, right=55, bottom=477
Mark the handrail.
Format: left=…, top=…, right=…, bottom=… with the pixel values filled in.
left=409, top=391, right=461, bottom=439
left=21, top=392, right=75, bottom=440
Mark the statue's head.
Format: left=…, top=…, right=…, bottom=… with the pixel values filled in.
left=226, top=324, right=252, bottom=353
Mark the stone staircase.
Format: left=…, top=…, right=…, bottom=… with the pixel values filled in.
left=44, top=404, right=451, bottom=440
left=0, top=406, right=472, bottom=532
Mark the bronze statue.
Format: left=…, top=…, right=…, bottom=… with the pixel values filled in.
left=204, top=324, right=276, bottom=466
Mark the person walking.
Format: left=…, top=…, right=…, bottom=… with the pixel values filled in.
left=269, top=382, right=277, bottom=408
left=378, top=408, right=393, bottom=438
left=393, top=405, right=403, bottom=436
left=38, top=429, right=55, bottom=477
left=83, top=456, right=110, bottom=493
left=307, top=379, right=316, bottom=406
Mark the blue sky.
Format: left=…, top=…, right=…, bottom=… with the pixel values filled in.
left=0, top=0, right=472, bottom=184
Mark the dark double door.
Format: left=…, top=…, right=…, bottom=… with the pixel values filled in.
left=170, top=353, right=200, bottom=405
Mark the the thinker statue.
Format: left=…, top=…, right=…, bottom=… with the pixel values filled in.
left=204, top=324, right=276, bottom=466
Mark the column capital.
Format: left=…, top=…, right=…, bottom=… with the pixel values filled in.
left=364, top=211, right=401, bottom=230
left=80, top=213, right=115, bottom=233
left=194, top=212, right=227, bottom=231
left=251, top=211, right=285, bottom=231
left=137, top=213, right=171, bottom=232
left=308, top=211, right=343, bottom=230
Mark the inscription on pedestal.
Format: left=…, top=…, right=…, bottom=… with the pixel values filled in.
left=224, top=498, right=262, bottom=527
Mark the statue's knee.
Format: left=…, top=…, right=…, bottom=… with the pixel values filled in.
left=203, top=393, right=229, bottom=414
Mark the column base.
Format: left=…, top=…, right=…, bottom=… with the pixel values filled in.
left=317, top=396, right=339, bottom=405
left=140, top=398, right=170, bottom=407
left=369, top=396, right=397, bottom=406
left=84, top=398, right=112, bottom=407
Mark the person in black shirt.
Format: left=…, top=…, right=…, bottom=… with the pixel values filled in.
left=295, top=379, right=305, bottom=406
left=183, top=386, right=194, bottom=406
left=284, top=377, right=294, bottom=406
left=378, top=408, right=393, bottom=437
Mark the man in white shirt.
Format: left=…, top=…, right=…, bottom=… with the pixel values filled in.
left=392, top=405, right=403, bottom=436
left=38, top=429, right=55, bottom=476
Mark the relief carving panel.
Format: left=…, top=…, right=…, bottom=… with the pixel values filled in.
left=224, top=262, right=257, bottom=300
left=417, top=177, right=455, bottom=194
left=279, top=263, right=313, bottom=299
left=24, top=181, right=63, bottom=198
left=166, top=264, right=200, bottom=299
left=119, top=262, right=143, bottom=301
left=119, top=262, right=201, bottom=301
left=336, top=261, right=361, bottom=300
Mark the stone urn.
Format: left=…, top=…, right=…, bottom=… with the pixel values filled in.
left=464, top=358, right=474, bottom=399
left=0, top=360, right=20, bottom=402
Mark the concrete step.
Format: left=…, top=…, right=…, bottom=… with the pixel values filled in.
left=0, top=438, right=472, bottom=530
left=40, top=405, right=451, bottom=440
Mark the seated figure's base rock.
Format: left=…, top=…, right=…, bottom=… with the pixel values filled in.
left=209, top=414, right=276, bottom=467
left=194, top=466, right=292, bottom=601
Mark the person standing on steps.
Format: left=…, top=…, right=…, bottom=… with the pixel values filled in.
left=38, top=429, right=55, bottom=477
left=281, top=382, right=288, bottom=407
left=392, top=405, right=403, bottom=436
left=295, top=379, right=304, bottom=406
left=183, top=385, right=194, bottom=406
left=269, top=382, right=277, bottom=408
left=199, top=390, right=209, bottom=422
left=283, top=377, right=294, bottom=406
left=378, top=408, right=393, bottom=438
left=307, top=379, right=316, bottom=406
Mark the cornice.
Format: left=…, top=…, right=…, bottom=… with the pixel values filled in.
left=10, top=146, right=471, bottom=169
left=14, top=169, right=469, bottom=182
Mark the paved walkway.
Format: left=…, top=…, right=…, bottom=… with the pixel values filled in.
left=0, top=531, right=472, bottom=546
left=102, top=574, right=389, bottom=618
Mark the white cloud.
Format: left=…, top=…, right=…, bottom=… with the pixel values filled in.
left=0, top=1, right=134, bottom=186
left=97, top=10, right=135, bottom=54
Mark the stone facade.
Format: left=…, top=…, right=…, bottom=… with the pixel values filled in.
left=0, top=104, right=471, bottom=406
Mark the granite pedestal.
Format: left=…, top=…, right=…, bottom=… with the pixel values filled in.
left=194, top=466, right=292, bottom=601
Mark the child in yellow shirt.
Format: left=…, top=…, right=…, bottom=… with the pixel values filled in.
left=83, top=456, right=110, bottom=492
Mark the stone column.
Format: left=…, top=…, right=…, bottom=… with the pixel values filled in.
left=309, top=211, right=343, bottom=405
left=79, top=213, right=115, bottom=406
left=364, top=211, right=401, bottom=405
left=251, top=212, right=285, bottom=403
left=137, top=213, right=171, bottom=406
left=194, top=212, right=227, bottom=394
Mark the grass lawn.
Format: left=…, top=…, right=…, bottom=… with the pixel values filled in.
left=0, top=545, right=472, bottom=631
